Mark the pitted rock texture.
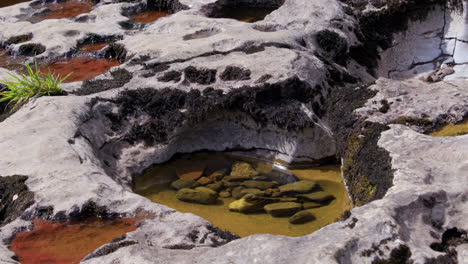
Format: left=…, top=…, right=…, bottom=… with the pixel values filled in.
left=0, top=0, right=467, bottom=263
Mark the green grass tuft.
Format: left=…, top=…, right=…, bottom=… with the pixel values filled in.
left=0, top=60, right=71, bottom=112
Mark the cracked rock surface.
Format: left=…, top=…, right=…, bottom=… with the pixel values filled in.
left=0, top=0, right=467, bottom=263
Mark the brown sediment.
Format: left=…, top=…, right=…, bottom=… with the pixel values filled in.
left=78, top=42, right=114, bottom=53
left=10, top=218, right=139, bottom=264
left=131, top=10, right=170, bottom=23
left=27, top=0, right=94, bottom=23
left=0, top=0, right=29, bottom=8
left=40, top=57, right=121, bottom=83
left=134, top=154, right=352, bottom=238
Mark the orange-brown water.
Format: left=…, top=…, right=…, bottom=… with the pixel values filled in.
left=10, top=218, right=139, bottom=264
left=40, top=57, right=120, bottom=82
left=27, top=0, right=93, bottom=22
left=132, top=10, right=169, bottom=23
left=0, top=51, right=27, bottom=71
left=0, top=0, right=29, bottom=8
left=78, top=42, right=113, bottom=53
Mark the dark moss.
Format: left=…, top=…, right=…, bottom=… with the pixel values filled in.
left=372, top=244, right=413, bottom=264
left=4, top=33, right=33, bottom=45
left=103, top=43, right=127, bottom=62
left=158, top=70, right=182, bottom=82
left=184, top=66, right=217, bottom=85
left=391, top=116, right=433, bottom=130
left=316, top=29, right=348, bottom=65
left=77, top=69, right=133, bottom=96
left=0, top=175, right=34, bottom=226
left=327, top=83, right=394, bottom=205
left=430, top=227, right=467, bottom=252
left=63, top=30, right=80, bottom=37
left=0, top=84, right=12, bottom=122
left=255, top=74, right=272, bottom=83
left=93, top=76, right=318, bottom=146
left=77, top=33, right=122, bottom=49
left=69, top=200, right=109, bottom=220
left=379, top=99, right=390, bottom=113
left=18, top=43, right=46, bottom=56
left=220, top=66, right=251, bottom=81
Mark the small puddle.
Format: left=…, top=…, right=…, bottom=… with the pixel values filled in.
left=131, top=10, right=170, bottom=24
left=78, top=42, right=114, bottom=53
left=0, top=0, right=29, bottom=8
left=10, top=218, right=139, bottom=264
left=429, top=121, right=468, bottom=137
left=214, top=7, right=276, bottom=23
left=27, top=0, right=94, bottom=23
left=134, top=153, right=352, bottom=238
left=0, top=50, right=27, bottom=71
left=40, top=57, right=121, bottom=83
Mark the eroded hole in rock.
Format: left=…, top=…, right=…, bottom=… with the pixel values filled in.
left=183, top=28, right=220, bottom=41
left=131, top=10, right=170, bottom=23
left=134, top=153, right=351, bottom=237
left=120, top=0, right=187, bottom=29
left=0, top=0, right=29, bottom=8
left=78, top=42, right=114, bottom=53
left=39, top=56, right=121, bottom=83
left=205, top=0, right=284, bottom=23
left=0, top=50, right=27, bottom=71
left=10, top=218, right=139, bottom=264
left=351, top=1, right=464, bottom=82
left=26, top=0, right=94, bottom=23
left=76, top=34, right=122, bottom=53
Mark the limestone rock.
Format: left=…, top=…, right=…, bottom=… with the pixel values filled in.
left=240, top=188, right=265, bottom=197
left=289, top=210, right=315, bottom=224
left=171, top=179, right=199, bottom=190
left=219, top=191, right=231, bottom=198
left=278, top=181, right=317, bottom=195
left=224, top=162, right=258, bottom=182
left=176, top=188, right=217, bottom=205
left=176, top=164, right=205, bottom=181
left=208, top=171, right=225, bottom=181
left=205, top=181, right=223, bottom=192
left=241, top=180, right=278, bottom=190
left=229, top=194, right=273, bottom=214
left=303, top=202, right=324, bottom=209
left=231, top=186, right=246, bottom=199
left=264, top=202, right=303, bottom=217
left=194, top=187, right=218, bottom=196
left=296, top=192, right=335, bottom=203
left=197, top=176, right=213, bottom=185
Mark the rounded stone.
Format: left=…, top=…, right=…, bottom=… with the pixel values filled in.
left=289, top=210, right=315, bottom=224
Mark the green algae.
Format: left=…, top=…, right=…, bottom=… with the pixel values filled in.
left=430, top=121, right=468, bottom=137
left=134, top=154, right=351, bottom=237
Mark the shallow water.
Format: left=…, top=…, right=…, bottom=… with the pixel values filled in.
left=0, top=0, right=29, bottom=8
left=78, top=42, right=113, bottom=53
left=40, top=57, right=120, bottom=82
left=131, top=10, right=169, bottom=23
left=0, top=50, right=27, bottom=71
left=134, top=154, right=352, bottom=237
left=27, top=0, right=93, bottom=22
left=10, top=218, right=139, bottom=264
left=216, top=7, right=276, bottom=23
left=430, top=121, right=468, bottom=137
